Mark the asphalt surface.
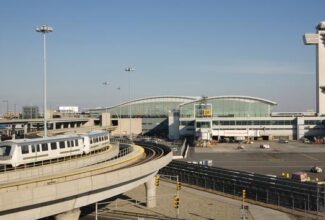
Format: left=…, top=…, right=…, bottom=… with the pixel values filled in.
left=184, top=141, right=325, bottom=180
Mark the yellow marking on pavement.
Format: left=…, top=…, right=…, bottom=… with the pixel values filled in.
left=301, top=153, right=318, bottom=161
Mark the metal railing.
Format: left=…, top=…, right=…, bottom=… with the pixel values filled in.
left=160, top=161, right=325, bottom=218
left=0, top=143, right=135, bottom=184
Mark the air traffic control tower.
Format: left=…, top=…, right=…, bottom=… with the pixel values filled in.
left=304, top=22, right=325, bottom=115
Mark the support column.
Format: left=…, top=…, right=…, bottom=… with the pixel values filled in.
left=145, top=176, right=157, bottom=208
left=55, top=208, right=80, bottom=220
left=23, top=124, right=28, bottom=135
left=11, top=125, right=16, bottom=140
left=61, top=123, right=64, bottom=129
left=53, top=122, right=56, bottom=130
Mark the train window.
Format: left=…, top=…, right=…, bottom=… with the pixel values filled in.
left=51, top=142, right=57, bottom=150
left=42, top=143, right=48, bottom=151
left=31, top=145, right=36, bottom=153
left=21, top=145, right=29, bottom=154
left=37, top=144, right=41, bottom=152
left=59, top=141, right=65, bottom=149
left=75, top=140, right=78, bottom=146
left=0, top=145, right=11, bottom=156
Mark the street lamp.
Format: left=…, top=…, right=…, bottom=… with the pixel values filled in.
left=117, top=86, right=122, bottom=138
left=2, top=100, right=8, bottom=114
left=125, top=67, right=135, bottom=140
left=102, top=81, right=110, bottom=127
left=36, top=24, right=53, bottom=137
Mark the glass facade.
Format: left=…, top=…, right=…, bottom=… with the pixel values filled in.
left=89, top=96, right=197, bottom=118
left=180, top=97, right=275, bottom=118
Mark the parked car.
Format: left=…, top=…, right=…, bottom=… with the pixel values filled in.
left=310, top=166, right=323, bottom=173
left=279, top=139, right=289, bottom=143
left=260, top=144, right=270, bottom=149
left=291, top=172, right=308, bottom=182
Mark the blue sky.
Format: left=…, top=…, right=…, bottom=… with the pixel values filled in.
left=0, top=0, right=324, bottom=113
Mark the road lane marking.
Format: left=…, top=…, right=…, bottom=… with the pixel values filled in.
left=301, top=153, right=319, bottom=161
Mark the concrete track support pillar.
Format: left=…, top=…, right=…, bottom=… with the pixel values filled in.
left=55, top=208, right=80, bottom=220
left=145, top=176, right=157, bottom=208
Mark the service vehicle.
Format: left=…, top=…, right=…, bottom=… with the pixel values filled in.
left=310, top=166, right=322, bottom=173
left=260, top=144, right=270, bottom=149
left=291, top=172, right=308, bottom=182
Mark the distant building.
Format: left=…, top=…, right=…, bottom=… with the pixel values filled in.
left=54, top=106, right=79, bottom=118
left=58, top=106, right=79, bottom=113
left=22, top=106, right=39, bottom=119
left=3, top=112, right=20, bottom=119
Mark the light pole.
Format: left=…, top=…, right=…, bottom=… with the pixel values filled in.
left=2, top=100, right=8, bottom=114
left=125, top=67, right=135, bottom=140
left=102, top=81, right=110, bottom=127
left=36, top=24, right=53, bottom=137
left=117, top=86, right=122, bottom=138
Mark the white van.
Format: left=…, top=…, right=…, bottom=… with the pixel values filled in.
left=260, top=144, right=270, bottom=149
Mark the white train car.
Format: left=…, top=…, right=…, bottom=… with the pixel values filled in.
left=81, top=130, right=110, bottom=154
left=0, top=130, right=110, bottom=168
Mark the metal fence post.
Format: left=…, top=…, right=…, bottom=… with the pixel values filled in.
left=222, top=180, right=225, bottom=193
left=95, top=202, right=98, bottom=220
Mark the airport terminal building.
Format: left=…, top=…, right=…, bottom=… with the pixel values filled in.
left=88, top=22, right=325, bottom=142
left=89, top=95, right=325, bottom=141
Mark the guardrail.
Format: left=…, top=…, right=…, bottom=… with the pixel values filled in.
left=160, top=160, right=325, bottom=217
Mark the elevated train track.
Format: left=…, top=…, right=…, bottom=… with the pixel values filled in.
left=0, top=142, right=172, bottom=220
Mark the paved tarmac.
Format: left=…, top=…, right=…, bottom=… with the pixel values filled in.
left=185, top=141, right=325, bottom=180
left=81, top=181, right=297, bottom=220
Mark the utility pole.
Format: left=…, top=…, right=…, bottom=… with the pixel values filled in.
left=36, top=24, right=53, bottom=137
left=125, top=67, right=135, bottom=140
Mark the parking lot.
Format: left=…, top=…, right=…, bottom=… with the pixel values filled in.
left=184, top=141, right=325, bottom=180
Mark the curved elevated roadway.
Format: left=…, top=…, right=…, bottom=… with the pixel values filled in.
left=0, top=142, right=172, bottom=220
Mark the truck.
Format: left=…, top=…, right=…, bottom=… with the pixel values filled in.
left=291, top=172, right=308, bottom=182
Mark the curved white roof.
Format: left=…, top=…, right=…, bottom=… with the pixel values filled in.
left=179, top=95, right=277, bottom=106
left=97, top=96, right=199, bottom=110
